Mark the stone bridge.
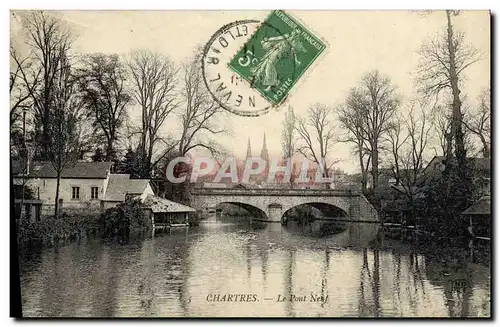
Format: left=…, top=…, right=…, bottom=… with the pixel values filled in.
left=190, top=188, right=379, bottom=223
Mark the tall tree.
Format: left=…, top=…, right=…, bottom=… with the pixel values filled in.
left=388, top=104, right=432, bottom=212
left=128, top=50, right=179, bottom=177
left=10, top=44, right=40, bottom=129
left=177, top=56, right=228, bottom=158
left=48, top=54, right=84, bottom=218
left=430, top=104, right=453, bottom=157
left=295, top=103, right=338, bottom=182
left=416, top=10, right=480, bottom=168
left=339, top=70, right=400, bottom=191
left=281, top=106, right=297, bottom=187
left=19, top=11, right=75, bottom=160
left=281, top=106, right=297, bottom=158
left=385, top=112, right=409, bottom=186
left=463, top=88, right=490, bottom=158
left=78, top=53, right=132, bottom=162
left=338, top=90, right=372, bottom=194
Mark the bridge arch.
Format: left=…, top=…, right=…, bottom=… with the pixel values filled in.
left=282, top=202, right=349, bottom=223
left=216, top=201, right=268, bottom=220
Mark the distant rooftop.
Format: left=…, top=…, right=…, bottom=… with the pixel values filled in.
left=12, top=161, right=113, bottom=179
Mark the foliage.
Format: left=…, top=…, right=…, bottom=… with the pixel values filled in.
left=13, top=184, right=35, bottom=200
left=77, top=53, right=132, bottom=162
left=18, top=213, right=100, bottom=249
left=98, top=199, right=151, bottom=239
left=91, top=148, right=105, bottom=162
left=117, top=147, right=141, bottom=178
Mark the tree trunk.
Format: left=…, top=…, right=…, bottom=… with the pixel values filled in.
left=446, top=11, right=467, bottom=167
left=371, top=147, right=379, bottom=190
left=54, top=171, right=61, bottom=219
left=106, top=138, right=114, bottom=161
left=357, top=144, right=366, bottom=193
left=479, top=134, right=490, bottom=158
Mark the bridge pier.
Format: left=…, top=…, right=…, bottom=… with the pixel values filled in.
left=267, top=203, right=283, bottom=223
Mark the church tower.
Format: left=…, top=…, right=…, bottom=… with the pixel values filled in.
left=259, top=133, right=269, bottom=185
left=246, top=137, right=252, bottom=159
left=260, top=133, right=269, bottom=162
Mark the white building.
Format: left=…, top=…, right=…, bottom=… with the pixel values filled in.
left=13, top=161, right=154, bottom=216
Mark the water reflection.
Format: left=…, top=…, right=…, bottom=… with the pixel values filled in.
left=20, top=219, right=490, bottom=318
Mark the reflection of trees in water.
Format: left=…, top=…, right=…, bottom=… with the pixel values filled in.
left=282, top=221, right=380, bottom=250
left=356, top=248, right=381, bottom=317
left=320, top=249, right=330, bottom=310
left=26, top=239, right=122, bottom=317
left=284, top=249, right=295, bottom=317
left=424, top=250, right=490, bottom=317
left=91, top=243, right=119, bottom=317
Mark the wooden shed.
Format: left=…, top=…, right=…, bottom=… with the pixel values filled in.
left=462, top=196, right=491, bottom=240
left=142, top=195, right=196, bottom=231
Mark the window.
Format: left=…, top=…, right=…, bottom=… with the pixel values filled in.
left=91, top=187, right=99, bottom=199
left=72, top=187, right=80, bottom=199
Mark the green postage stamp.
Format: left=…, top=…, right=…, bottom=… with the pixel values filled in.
left=228, top=10, right=327, bottom=106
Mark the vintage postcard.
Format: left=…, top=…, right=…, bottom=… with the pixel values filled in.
left=10, top=9, right=491, bottom=318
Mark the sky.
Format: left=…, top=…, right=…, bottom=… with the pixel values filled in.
left=10, top=10, right=490, bottom=173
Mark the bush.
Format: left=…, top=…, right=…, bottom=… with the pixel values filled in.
left=18, top=213, right=100, bottom=249
left=98, top=199, right=151, bottom=239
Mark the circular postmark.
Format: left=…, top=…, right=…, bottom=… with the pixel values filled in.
left=202, top=19, right=297, bottom=117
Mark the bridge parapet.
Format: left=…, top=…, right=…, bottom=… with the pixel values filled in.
left=191, top=187, right=361, bottom=197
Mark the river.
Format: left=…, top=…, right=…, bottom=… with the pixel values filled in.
left=19, top=217, right=491, bottom=318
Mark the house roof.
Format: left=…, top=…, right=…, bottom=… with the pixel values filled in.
left=12, top=160, right=112, bottom=179
left=424, top=156, right=491, bottom=174
left=142, top=194, right=196, bottom=213
left=128, top=179, right=150, bottom=194
left=462, top=196, right=491, bottom=216
left=104, top=174, right=151, bottom=202
left=104, top=174, right=131, bottom=201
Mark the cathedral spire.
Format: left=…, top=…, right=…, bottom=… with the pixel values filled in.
left=246, top=137, right=252, bottom=159
left=260, top=133, right=269, bottom=161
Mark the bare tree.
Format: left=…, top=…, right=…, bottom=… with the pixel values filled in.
left=19, top=11, right=75, bottom=160
left=177, top=56, right=228, bottom=158
left=128, top=50, right=179, bottom=177
left=10, top=45, right=40, bottom=128
left=430, top=104, right=453, bottom=157
left=463, top=88, right=490, bottom=158
left=399, top=105, right=432, bottom=193
left=387, top=104, right=432, bottom=219
left=48, top=54, right=84, bottom=218
left=416, top=10, right=481, bottom=169
left=281, top=106, right=297, bottom=187
left=339, top=70, right=400, bottom=191
left=78, top=53, right=132, bottom=162
left=337, top=92, right=372, bottom=193
left=385, top=113, right=409, bottom=186
left=296, top=103, right=338, bottom=182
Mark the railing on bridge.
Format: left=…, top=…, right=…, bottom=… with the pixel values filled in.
left=191, top=187, right=361, bottom=197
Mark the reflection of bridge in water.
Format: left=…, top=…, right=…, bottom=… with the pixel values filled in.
left=191, top=188, right=379, bottom=223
